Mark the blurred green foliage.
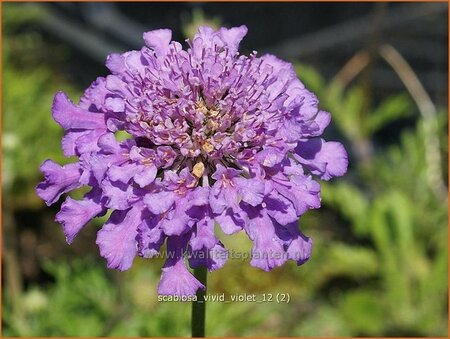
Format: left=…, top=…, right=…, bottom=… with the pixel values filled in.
left=182, top=8, right=222, bottom=40
left=295, top=62, right=448, bottom=336
left=2, top=4, right=448, bottom=337
left=2, top=4, right=79, bottom=206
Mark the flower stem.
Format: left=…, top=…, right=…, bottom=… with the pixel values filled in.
left=191, top=266, right=207, bottom=338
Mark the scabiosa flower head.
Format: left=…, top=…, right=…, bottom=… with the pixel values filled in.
left=37, top=26, right=348, bottom=296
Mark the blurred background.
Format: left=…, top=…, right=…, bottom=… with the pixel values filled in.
left=2, top=2, right=448, bottom=337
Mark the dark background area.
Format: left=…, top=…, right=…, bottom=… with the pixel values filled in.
left=33, top=2, right=448, bottom=103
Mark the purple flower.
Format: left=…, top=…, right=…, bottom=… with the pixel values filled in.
left=37, top=26, right=348, bottom=296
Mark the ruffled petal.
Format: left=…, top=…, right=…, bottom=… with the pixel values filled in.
left=210, top=165, right=242, bottom=213
left=190, top=216, right=216, bottom=251
left=158, top=259, right=204, bottom=296
left=158, top=235, right=204, bottom=296
left=209, top=184, right=238, bottom=214
left=160, top=206, right=191, bottom=236
left=143, top=29, right=172, bottom=57
left=280, top=222, right=313, bottom=265
left=255, top=147, right=286, bottom=168
left=313, top=110, right=331, bottom=135
left=137, top=213, right=165, bottom=258
left=78, top=77, right=110, bottom=111
left=134, top=165, right=157, bottom=187
left=105, top=97, right=125, bottom=113
left=102, top=180, right=134, bottom=210
left=105, top=53, right=126, bottom=74
left=214, top=209, right=244, bottom=235
left=124, top=50, right=147, bottom=76
left=295, top=138, right=348, bottom=180
left=84, top=154, right=110, bottom=184
left=185, top=186, right=210, bottom=209
left=105, top=75, right=128, bottom=93
left=73, top=129, right=105, bottom=155
left=245, top=208, right=287, bottom=271
left=188, top=241, right=228, bottom=271
left=97, top=132, right=122, bottom=154
left=61, top=130, right=88, bottom=157
left=219, top=25, right=248, bottom=55
left=96, top=205, right=142, bottom=271
left=52, top=92, right=106, bottom=130
left=234, top=177, right=265, bottom=206
left=287, top=234, right=312, bottom=265
left=208, top=242, right=228, bottom=270
left=264, top=191, right=298, bottom=225
left=272, top=173, right=321, bottom=216
left=108, top=163, right=141, bottom=183
left=144, top=191, right=175, bottom=214
left=36, top=160, right=82, bottom=205
left=55, top=189, right=105, bottom=244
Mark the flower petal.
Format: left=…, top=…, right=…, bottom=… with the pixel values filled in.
left=235, top=177, right=265, bottom=206
left=108, top=163, right=141, bottom=183
left=158, top=259, right=204, bottom=296
left=295, top=138, right=348, bottom=180
left=137, top=213, right=165, bottom=258
left=78, top=77, right=110, bottom=111
left=158, top=235, right=204, bottom=296
left=264, top=191, right=298, bottom=225
left=272, top=173, right=321, bottom=216
left=102, top=179, right=134, bottom=210
left=36, top=160, right=81, bottom=205
left=245, top=208, right=287, bottom=271
left=188, top=241, right=228, bottom=272
left=280, top=222, right=313, bottom=265
left=190, top=216, right=216, bottom=251
left=144, top=191, right=175, bottom=214
left=106, top=53, right=126, bottom=74
left=219, top=25, right=248, bottom=55
left=55, top=189, right=105, bottom=244
left=143, top=29, right=172, bottom=57
left=52, top=92, right=106, bottom=130
left=160, top=206, right=191, bottom=236
left=96, top=206, right=142, bottom=271
left=215, top=209, right=244, bottom=235
left=61, top=130, right=88, bottom=157
left=134, top=166, right=157, bottom=188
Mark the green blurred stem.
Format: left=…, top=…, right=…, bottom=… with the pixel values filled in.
left=191, top=266, right=207, bottom=338
left=3, top=206, right=23, bottom=317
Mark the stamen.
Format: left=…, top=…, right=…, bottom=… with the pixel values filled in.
left=192, top=161, right=205, bottom=178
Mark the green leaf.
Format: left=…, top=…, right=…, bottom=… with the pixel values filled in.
left=366, top=93, right=412, bottom=135
left=321, top=182, right=369, bottom=236
left=338, top=289, right=384, bottom=335
left=295, top=63, right=325, bottom=94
